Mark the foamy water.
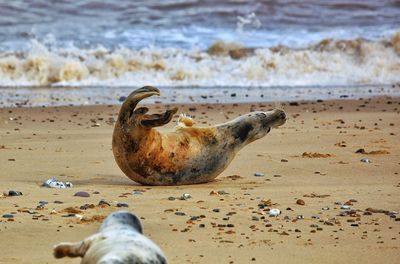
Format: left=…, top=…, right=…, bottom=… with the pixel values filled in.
left=1, top=34, right=399, bottom=87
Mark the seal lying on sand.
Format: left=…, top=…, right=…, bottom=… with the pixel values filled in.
left=112, top=86, right=286, bottom=185
left=54, top=211, right=167, bottom=264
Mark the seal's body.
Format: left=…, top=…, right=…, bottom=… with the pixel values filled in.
left=54, top=211, right=167, bottom=264
left=112, top=86, right=286, bottom=185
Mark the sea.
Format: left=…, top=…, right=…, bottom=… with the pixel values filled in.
left=0, top=0, right=399, bottom=106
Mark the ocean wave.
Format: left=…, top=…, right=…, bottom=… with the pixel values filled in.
left=0, top=33, right=399, bottom=87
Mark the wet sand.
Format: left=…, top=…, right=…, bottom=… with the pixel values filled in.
left=0, top=97, right=399, bottom=263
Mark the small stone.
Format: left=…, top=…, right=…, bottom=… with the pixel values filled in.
left=281, top=159, right=288, bottom=162
left=322, top=207, right=330, bottom=210
left=175, top=212, right=186, bottom=216
left=297, top=215, right=304, bottom=219
left=98, top=200, right=111, bottom=206
left=360, top=158, right=370, bottom=163
left=2, top=214, right=14, bottom=219
left=80, top=204, right=95, bottom=210
left=8, top=190, right=23, bottom=196
left=212, top=208, right=220, bottom=213
left=254, top=172, right=264, bottom=177
left=341, top=205, right=351, bottom=210
left=74, top=191, right=90, bottom=197
left=116, top=203, right=129, bottom=207
left=296, top=199, right=305, bottom=205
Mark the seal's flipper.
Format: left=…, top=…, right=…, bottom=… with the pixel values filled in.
left=119, top=86, right=160, bottom=123
left=53, top=241, right=89, bottom=259
left=141, top=107, right=178, bottom=128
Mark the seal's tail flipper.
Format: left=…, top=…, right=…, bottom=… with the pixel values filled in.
left=119, top=86, right=160, bottom=123
left=53, top=241, right=89, bottom=259
left=141, top=107, right=178, bottom=128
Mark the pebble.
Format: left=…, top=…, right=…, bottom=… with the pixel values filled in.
left=74, top=191, right=90, bottom=197
left=116, top=203, right=129, bottom=207
left=360, top=158, right=370, bottom=163
left=80, top=204, right=95, bottom=210
left=322, top=207, right=330, bottom=210
left=180, top=193, right=191, bottom=200
left=341, top=205, right=351, bottom=210
left=2, top=214, right=14, bottom=219
left=254, top=172, right=265, bottom=177
left=175, top=212, right=186, bottom=216
left=269, top=208, right=281, bottom=217
left=8, top=190, right=22, bottom=196
left=98, top=200, right=111, bottom=206
left=212, top=208, right=220, bottom=213
left=296, top=199, right=305, bottom=205
left=297, top=215, right=304, bottom=219
left=168, top=197, right=176, bottom=201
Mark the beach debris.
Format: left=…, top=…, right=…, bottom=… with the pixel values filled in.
left=254, top=172, right=265, bottom=177
left=42, top=178, right=73, bottom=188
left=341, top=205, right=351, bottom=210
left=116, top=203, right=129, bottom=207
left=209, top=190, right=219, bottom=195
left=8, top=190, right=23, bottom=196
left=269, top=208, right=281, bottom=217
left=303, top=193, right=330, bottom=198
left=74, top=191, right=90, bottom=198
left=62, top=207, right=82, bottom=214
left=355, top=148, right=389, bottom=155
left=296, top=199, right=305, bottom=205
left=179, top=193, right=192, bottom=200
left=302, top=152, right=333, bottom=158
left=360, top=158, right=370, bottom=163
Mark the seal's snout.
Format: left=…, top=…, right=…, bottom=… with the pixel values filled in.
left=263, top=109, right=286, bottom=128
left=274, top=109, right=287, bottom=122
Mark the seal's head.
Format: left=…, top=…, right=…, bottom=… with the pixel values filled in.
left=228, top=109, right=287, bottom=146
left=100, top=211, right=143, bottom=234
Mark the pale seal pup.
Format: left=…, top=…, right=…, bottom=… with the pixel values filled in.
left=112, top=86, right=286, bottom=185
left=53, top=211, right=167, bottom=264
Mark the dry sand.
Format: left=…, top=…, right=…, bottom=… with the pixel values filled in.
left=0, top=97, right=399, bottom=263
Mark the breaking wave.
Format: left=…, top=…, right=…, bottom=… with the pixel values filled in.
left=0, top=33, right=399, bottom=87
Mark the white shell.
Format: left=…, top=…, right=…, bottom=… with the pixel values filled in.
left=269, top=208, right=281, bottom=217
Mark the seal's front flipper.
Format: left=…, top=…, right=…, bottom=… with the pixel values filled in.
left=53, top=241, right=89, bottom=259
left=141, top=107, right=178, bottom=128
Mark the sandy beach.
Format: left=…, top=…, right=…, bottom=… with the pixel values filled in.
left=0, top=96, right=399, bottom=264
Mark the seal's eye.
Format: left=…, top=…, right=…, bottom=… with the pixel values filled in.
left=267, top=127, right=271, bottom=133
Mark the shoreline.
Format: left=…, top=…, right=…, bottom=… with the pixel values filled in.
left=1, top=96, right=399, bottom=263
left=1, top=84, right=399, bottom=108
